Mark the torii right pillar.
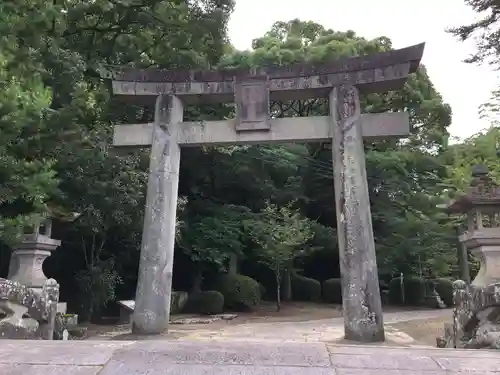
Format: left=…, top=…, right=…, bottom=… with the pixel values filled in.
left=331, top=85, right=385, bottom=342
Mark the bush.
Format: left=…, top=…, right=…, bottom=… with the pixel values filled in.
left=322, top=278, right=342, bottom=303
left=434, top=278, right=454, bottom=307
left=388, top=276, right=426, bottom=306
left=291, top=274, right=321, bottom=302
left=215, top=274, right=261, bottom=311
left=183, top=290, right=224, bottom=315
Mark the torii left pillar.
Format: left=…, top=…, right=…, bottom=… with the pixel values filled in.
left=331, top=85, right=384, bottom=342
left=131, top=95, right=182, bottom=335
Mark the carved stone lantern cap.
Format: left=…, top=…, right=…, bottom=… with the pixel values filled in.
left=471, top=163, right=489, bottom=177
left=20, top=205, right=80, bottom=245
left=446, top=164, right=500, bottom=214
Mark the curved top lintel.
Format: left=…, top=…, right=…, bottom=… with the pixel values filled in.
left=109, top=43, right=425, bottom=84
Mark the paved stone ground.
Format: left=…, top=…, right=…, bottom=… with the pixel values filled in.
left=1, top=339, right=499, bottom=374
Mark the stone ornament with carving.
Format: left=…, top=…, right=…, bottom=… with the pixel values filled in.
left=438, top=280, right=500, bottom=349
left=0, top=278, right=59, bottom=339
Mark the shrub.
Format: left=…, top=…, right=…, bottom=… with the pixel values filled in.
left=291, top=274, right=321, bottom=302
left=388, top=276, right=426, bottom=306
left=184, top=291, right=224, bottom=315
left=215, top=274, right=261, bottom=311
left=434, top=278, right=454, bottom=307
left=322, top=278, right=342, bottom=303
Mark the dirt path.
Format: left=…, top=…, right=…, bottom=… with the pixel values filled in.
left=86, top=304, right=452, bottom=346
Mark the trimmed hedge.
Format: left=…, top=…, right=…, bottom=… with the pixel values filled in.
left=388, top=276, right=426, bottom=306
left=291, top=274, right=321, bottom=302
left=433, top=278, right=454, bottom=307
left=184, top=291, right=224, bottom=315
left=322, top=278, right=342, bottom=303
left=215, top=274, right=261, bottom=311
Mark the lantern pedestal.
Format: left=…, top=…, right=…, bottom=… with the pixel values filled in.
left=460, top=229, right=500, bottom=287
left=8, top=233, right=61, bottom=295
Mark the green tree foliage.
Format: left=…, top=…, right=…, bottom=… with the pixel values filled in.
left=0, top=0, right=235, bottom=319
left=450, top=1, right=500, bottom=123
left=449, top=0, right=500, bottom=65
left=177, top=203, right=251, bottom=292
left=444, top=127, right=500, bottom=192
left=0, top=50, right=58, bottom=245
left=246, top=202, right=313, bottom=311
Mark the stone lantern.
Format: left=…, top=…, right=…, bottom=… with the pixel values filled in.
left=8, top=216, right=61, bottom=294
left=446, top=164, right=500, bottom=287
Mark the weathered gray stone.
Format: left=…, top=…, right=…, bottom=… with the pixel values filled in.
left=329, top=353, right=439, bottom=370
left=131, top=95, right=183, bottom=335
left=327, top=344, right=500, bottom=357
left=0, top=341, right=131, bottom=365
left=107, top=43, right=425, bottom=103
left=8, top=231, right=61, bottom=294
left=234, top=75, right=270, bottom=132
left=118, top=292, right=189, bottom=324
left=336, top=370, right=447, bottom=375
left=170, top=314, right=237, bottom=325
left=171, top=291, right=189, bottom=314
left=0, top=340, right=498, bottom=374
left=435, top=356, right=500, bottom=372
left=439, top=280, right=500, bottom=349
left=112, top=113, right=410, bottom=148
left=330, top=85, right=384, bottom=342
left=111, top=341, right=331, bottom=367
left=99, top=364, right=335, bottom=375
left=0, top=278, right=59, bottom=340
left=0, top=364, right=102, bottom=375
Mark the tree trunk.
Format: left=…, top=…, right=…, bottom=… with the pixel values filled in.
left=282, top=268, right=292, bottom=301
left=79, top=296, right=93, bottom=324
left=275, top=271, right=281, bottom=312
left=191, top=268, right=203, bottom=294
left=228, top=253, right=238, bottom=276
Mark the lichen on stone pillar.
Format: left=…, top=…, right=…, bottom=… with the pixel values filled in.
left=131, top=94, right=182, bottom=335
left=330, top=85, right=385, bottom=343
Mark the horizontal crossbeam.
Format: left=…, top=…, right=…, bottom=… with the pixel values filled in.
left=112, top=64, right=410, bottom=103
left=113, top=112, right=409, bottom=148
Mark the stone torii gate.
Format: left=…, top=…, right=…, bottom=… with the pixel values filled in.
left=107, top=42, right=425, bottom=342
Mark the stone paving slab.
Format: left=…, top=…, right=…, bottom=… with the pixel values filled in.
left=0, top=341, right=133, bottom=365
left=0, top=340, right=499, bottom=374
left=0, top=364, right=102, bottom=375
